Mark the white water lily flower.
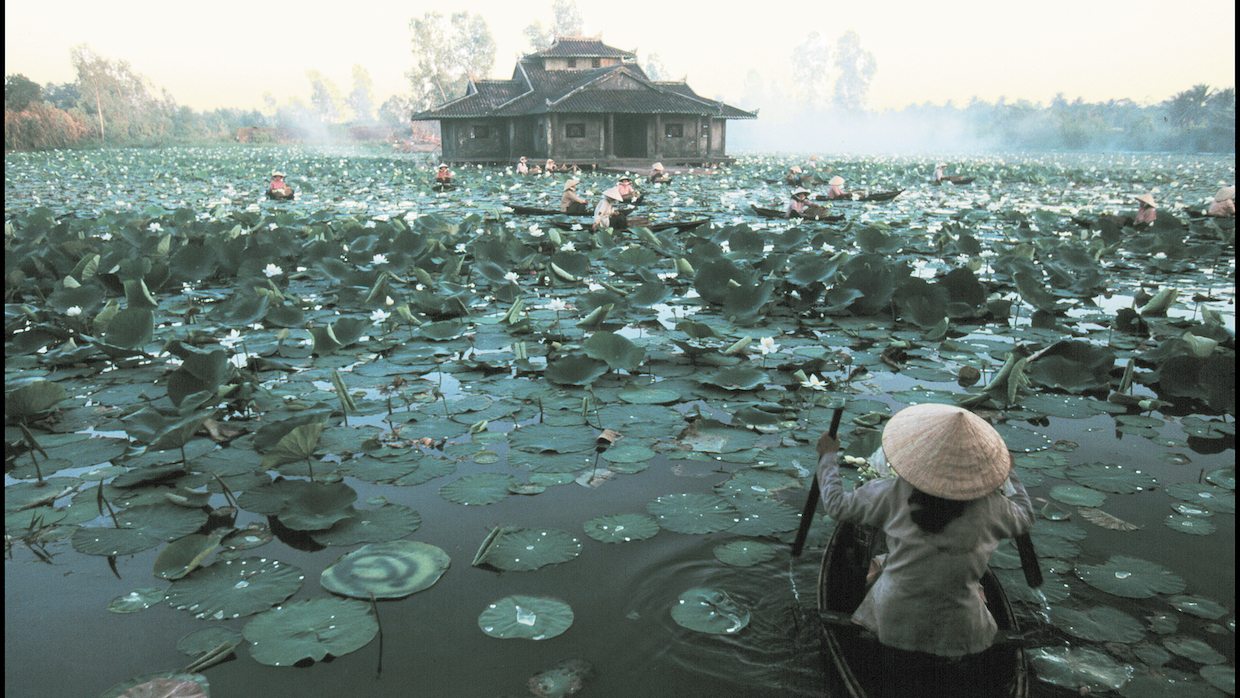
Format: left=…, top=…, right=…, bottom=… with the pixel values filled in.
left=545, top=299, right=569, bottom=312
left=65, top=306, right=82, bottom=317
left=148, top=222, right=162, bottom=232
left=372, top=253, right=389, bottom=265
left=99, top=232, right=113, bottom=241
left=268, top=223, right=279, bottom=230
left=385, top=295, right=395, bottom=306
left=504, top=271, right=520, bottom=283
left=801, top=374, right=827, bottom=390
left=370, top=309, right=391, bottom=323
left=263, top=263, right=283, bottom=278
left=560, top=243, right=574, bottom=252
left=759, top=336, right=780, bottom=354
left=220, top=329, right=242, bottom=348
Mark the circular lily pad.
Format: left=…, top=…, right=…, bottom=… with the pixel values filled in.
left=1164, top=483, right=1235, bottom=514
left=472, top=526, right=581, bottom=571
left=320, top=541, right=450, bottom=599
left=1200, top=665, right=1234, bottom=695
left=1167, top=595, right=1229, bottom=620
left=1066, top=462, right=1157, bottom=494
left=600, top=443, right=656, bottom=464
left=1164, top=514, right=1216, bottom=535
left=275, top=481, right=359, bottom=531
left=617, top=385, right=681, bottom=404
left=1048, top=604, right=1145, bottom=643
left=108, top=587, right=166, bottom=614
left=713, top=540, right=777, bottom=567
left=310, top=504, right=422, bottom=547
left=1076, top=555, right=1186, bottom=599
left=992, top=423, right=1053, bottom=453
left=71, top=526, right=162, bottom=556
left=728, top=497, right=802, bottom=537
left=166, top=557, right=304, bottom=620
left=439, top=472, right=517, bottom=505
left=114, top=503, right=208, bottom=541
left=583, top=513, right=660, bottom=543
left=647, top=493, right=740, bottom=534
left=478, top=595, right=573, bottom=640
left=1203, top=468, right=1234, bottom=490
left=671, top=587, right=750, bottom=634
left=1050, top=484, right=1107, bottom=507
left=1162, top=636, right=1226, bottom=665
left=243, top=597, right=378, bottom=666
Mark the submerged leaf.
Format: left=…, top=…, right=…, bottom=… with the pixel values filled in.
left=671, top=587, right=750, bottom=634
left=478, top=595, right=573, bottom=640
left=1078, top=507, right=1141, bottom=531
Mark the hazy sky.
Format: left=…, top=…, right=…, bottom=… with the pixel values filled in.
left=5, top=0, right=1235, bottom=114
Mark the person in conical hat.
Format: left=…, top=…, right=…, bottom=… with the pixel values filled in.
left=826, top=175, right=852, bottom=200
left=593, top=186, right=628, bottom=231
left=434, top=163, right=453, bottom=184
left=1207, top=185, right=1235, bottom=218
left=561, top=178, right=589, bottom=215
left=814, top=403, right=1034, bottom=666
left=784, top=164, right=808, bottom=186
left=648, top=162, right=672, bottom=184
left=1133, top=193, right=1157, bottom=226
left=267, top=171, right=294, bottom=200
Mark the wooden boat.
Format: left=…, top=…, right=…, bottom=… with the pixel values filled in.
left=506, top=203, right=590, bottom=217
left=815, top=189, right=904, bottom=203
left=817, top=521, right=1028, bottom=698
left=431, top=183, right=456, bottom=192
left=266, top=189, right=294, bottom=201
left=750, top=204, right=845, bottom=223
left=934, top=175, right=975, bottom=186
left=544, top=217, right=711, bottom=234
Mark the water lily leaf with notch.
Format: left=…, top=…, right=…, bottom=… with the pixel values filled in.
left=478, top=595, right=574, bottom=640
left=71, top=526, right=162, bottom=556
left=4, top=378, right=67, bottom=419
left=310, top=503, right=422, bottom=546
left=1048, top=604, right=1145, bottom=643
left=166, top=556, right=304, bottom=620
left=1164, top=483, right=1234, bottom=513
left=510, top=422, right=597, bottom=454
left=1167, top=595, right=1228, bottom=620
left=1163, top=514, right=1216, bottom=535
left=647, top=493, right=740, bottom=534
left=1050, top=484, right=1107, bottom=507
left=584, top=331, right=646, bottom=371
left=701, top=365, right=769, bottom=391
left=1076, top=555, right=1186, bottom=598
left=116, top=503, right=210, bottom=541
left=472, top=525, right=582, bottom=571
left=261, top=422, right=325, bottom=470
left=107, top=587, right=166, bottom=613
left=243, top=597, right=377, bottom=666
left=276, top=481, right=358, bottom=531
left=1066, top=462, right=1157, bottom=494
left=320, top=540, right=449, bottom=598
left=713, top=539, right=776, bottom=567
left=544, top=354, right=609, bottom=386
left=583, top=513, right=660, bottom=543
left=154, top=530, right=228, bottom=580
left=1161, top=637, right=1226, bottom=665
left=671, top=587, right=750, bottom=634
left=440, top=472, right=517, bottom=505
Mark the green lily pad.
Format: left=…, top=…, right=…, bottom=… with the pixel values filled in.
left=544, top=354, right=609, bottom=386
left=108, top=587, right=166, bottom=614
left=617, top=385, right=681, bottom=404
left=1162, top=636, right=1226, bottom=665
left=992, top=423, right=1053, bottom=453
left=1076, top=555, right=1186, bottom=598
left=310, top=504, right=422, bottom=546
left=1167, top=595, right=1228, bottom=620
left=1066, top=462, right=1157, bottom=494
left=1164, top=514, right=1216, bottom=535
left=116, top=503, right=210, bottom=541
left=647, top=493, right=740, bottom=534
left=275, top=481, right=358, bottom=531
left=671, top=587, right=750, bottom=634
left=1200, top=665, right=1234, bottom=695
left=177, top=626, right=243, bottom=657
left=478, top=595, right=574, bottom=640
left=439, top=472, right=517, bottom=505
left=320, top=540, right=450, bottom=599
left=243, top=597, right=378, bottom=666
left=166, top=556, right=304, bottom=620
left=728, top=496, right=802, bottom=537
left=583, top=513, right=660, bottom=543
left=1050, top=484, right=1107, bottom=507
left=1203, top=468, right=1234, bottom=490
left=71, top=526, right=162, bottom=556
left=1164, top=483, right=1235, bottom=514
left=154, top=531, right=227, bottom=580
left=1048, top=604, right=1145, bottom=643
left=584, top=331, right=646, bottom=371
left=471, top=526, right=581, bottom=571
left=713, top=540, right=777, bottom=567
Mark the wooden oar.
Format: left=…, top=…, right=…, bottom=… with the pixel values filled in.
left=1015, top=532, right=1043, bottom=588
left=790, top=403, right=845, bottom=557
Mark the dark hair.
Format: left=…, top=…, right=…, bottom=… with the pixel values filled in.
left=908, top=488, right=968, bottom=534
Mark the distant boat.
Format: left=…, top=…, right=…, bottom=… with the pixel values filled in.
left=815, top=189, right=905, bottom=203
left=933, top=176, right=975, bottom=186
left=750, top=204, right=845, bottom=222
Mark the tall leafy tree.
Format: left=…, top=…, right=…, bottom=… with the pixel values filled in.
left=524, top=0, right=586, bottom=51
left=642, top=53, right=670, bottom=81
left=347, top=65, right=375, bottom=122
left=791, top=32, right=832, bottom=111
left=306, top=70, right=345, bottom=124
left=5, top=75, right=43, bottom=112
left=406, top=11, right=497, bottom=111
left=831, top=31, right=877, bottom=112
left=1165, top=84, right=1213, bottom=128
left=70, top=44, right=174, bottom=142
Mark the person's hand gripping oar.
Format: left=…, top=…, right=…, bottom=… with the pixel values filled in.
left=790, top=400, right=845, bottom=557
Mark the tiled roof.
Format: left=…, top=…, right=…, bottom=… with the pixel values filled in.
left=532, top=37, right=635, bottom=59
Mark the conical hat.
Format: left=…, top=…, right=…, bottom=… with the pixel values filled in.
left=1215, top=185, right=1235, bottom=202
left=602, top=187, right=623, bottom=201
left=881, top=403, right=1010, bottom=500
left=791, top=187, right=810, bottom=198
left=790, top=166, right=803, bottom=173
left=1133, top=194, right=1157, bottom=208
left=652, top=162, right=664, bottom=171
left=829, top=176, right=845, bottom=186
left=564, top=178, right=580, bottom=190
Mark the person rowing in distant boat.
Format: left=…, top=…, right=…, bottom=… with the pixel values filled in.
left=544, top=158, right=577, bottom=174
left=815, top=403, right=1035, bottom=697
left=649, top=162, right=672, bottom=184
left=1207, top=185, right=1235, bottom=217
left=825, top=175, right=860, bottom=200
left=516, top=156, right=541, bottom=175
left=785, top=188, right=831, bottom=220
left=784, top=165, right=809, bottom=187
left=1133, top=193, right=1157, bottom=227
left=561, top=178, right=589, bottom=215
left=434, top=164, right=453, bottom=185
left=593, top=186, right=627, bottom=231
left=615, top=175, right=641, bottom=204
left=932, top=163, right=974, bottom=186
left=267, top=171, right=294, bottom=200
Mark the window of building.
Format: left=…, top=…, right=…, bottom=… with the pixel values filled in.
left=566, top=59, right=577, bottom=69
left=664, top=123, right=684, bottom=138
left=471, top=124, right=490, bottom=139
left=565, top=123, right=586, bottom=138
left=591, top=58, right=601, bottom=68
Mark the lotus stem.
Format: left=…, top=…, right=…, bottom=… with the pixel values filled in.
left=210, top=472, right=239, bottom=508
left=371, top=592, right=384, bottom=680
left=96, top=481, right=120, bottom=528
left=184, top=640, right=237, bottom=673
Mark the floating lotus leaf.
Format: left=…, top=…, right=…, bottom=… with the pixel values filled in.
left=647, top=493, right=740, bottom=534
left=98, top=672, right=209, bottom=698
left=154, top=531, right=227, bottom=580
left=418, top=319, right=467, bottom=340
left=1202, top=468, right=1234, bottom=490
left=221, top=526, right=273, bottom=551
left=320, top=540, right=450, bottom=598
left=713, top=539, right=776, bottom=567
left=1050, top=484, right=1106, bottom=507
left=276, top=481, right=358, bottom=531
left=728, top=497, right=802, bottom=536
left=701, top=365, right=769, bottom=391
left=1025, top=646, right=1132, bottom=692
left=310, top=503, right=422, bottom=546
left=510, top=450, right=595, bottom=474
left=71, top=526, right=162, bottom=556
left=478, top=595, right=574, bottom=640
left=715, top=469, right=802, bottom=499
left=1048, top=604, right=1145, bottom=643
left=991, top=423, right=1052, bottom=453
left=1076, top=555, right=1186, bottom=598
left=1167, top=595, right=1228, bottom=620
left=1199, top=666, right=1234, bottom=695
left=675, top=418, right=761, bottom=454
left=601, top=443, right=656, bottom=465
left=1164, top=514, right=1216, bottom=535
left=1066, top=462, right=1157, bottom=494
left=177, top=626, right=243, bottom=657
left=583, top=513, right=660, bottom=543
left=5, top=378, right=68, bottom=419
left=510, top=422, right=597, bottom=454
left=544, top=354, right=609, bottom=386
left=166, top=557, right=304, bottom=620
left=671, top=587, right=750, bottom=634
left=108, top=587, right=166, bottom=614
left=392, top=457, right=458, bottom=486
left=472, top=526, right=582, bottom=571
left=1025, top=340, right=1117, bottom=393
left=116, top=503, right=210, bottom=541
left=1162, top=637, right=1226, bottom=665
left=617, top=385, right=681, bottom=404
left=243, top=597, right=378, bottom=666
left=1164, top=483, right=1234, bottom=514
left=440, top=473, right=517, bottom=505
left=583, top=331, right=646, bottom=371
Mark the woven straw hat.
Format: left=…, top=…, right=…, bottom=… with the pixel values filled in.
left=602, top=186, right=623, bottom=201
left=564, top=178, right=579, bottom=190
left=881, top=403, right=1010, bottom=500
left=652, top=162, right=664, bottom=171
left=1134, top=194, right=1157, bottom=208
left=1215, top=185, right=1235, bottom=202
left=790, top=166, right=803, bottom=174
left=791, top=187, right=810, bottom=198
left=829, top=175, right=845, bottom=186
left=272, top=172, right=285, bottom=178
left=437, top=164, right=448, bottom=169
